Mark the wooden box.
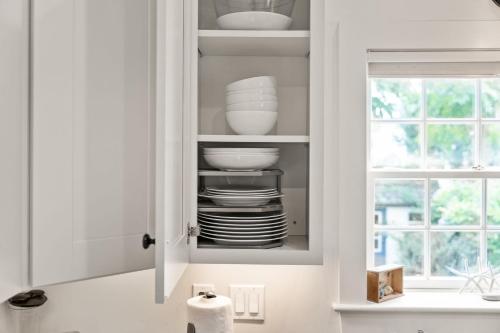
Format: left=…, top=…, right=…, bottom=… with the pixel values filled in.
left=367, top=264, right=403, bottom=303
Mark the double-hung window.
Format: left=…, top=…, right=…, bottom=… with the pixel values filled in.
left=367, top=51, right=500, bottom=288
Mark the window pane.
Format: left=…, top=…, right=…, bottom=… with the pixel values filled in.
left=430, top=179, right=481, bottom=226
left=487, top=233, right=500, bottom=267
left=374, top=179, right=424, bottom=226
left=431, top=231, right=479, bottom=276
left=487, top=179, right=500, bottom=226
left=426, top=79, right=475, bottom=118
left=374, top=231, right=424, bottom=276
left=371, top=78, right=422, bottom=119
left=481, top=79, right=500, bottom=118
left=371, top=123, right=421, bottom=168
left=482, top=124, right=500, bottom=168
left=427, top=124, right=475, bottom=169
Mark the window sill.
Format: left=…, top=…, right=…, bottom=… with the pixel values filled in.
left=333, top=292, right=500, bottom=314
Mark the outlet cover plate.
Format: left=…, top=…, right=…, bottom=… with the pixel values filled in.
left=192, top=283, right=215, bottom=297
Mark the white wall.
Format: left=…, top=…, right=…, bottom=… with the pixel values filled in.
left=3, top=1, right=500, bottom=333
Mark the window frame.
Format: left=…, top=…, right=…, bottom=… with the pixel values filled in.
left=367, top=75, right=500, bottom=289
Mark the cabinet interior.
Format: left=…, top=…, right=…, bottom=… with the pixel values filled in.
left=193, top=0, right=313, bottom=255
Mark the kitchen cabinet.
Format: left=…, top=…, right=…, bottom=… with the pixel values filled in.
left=2, top=0, right=326, bottom=303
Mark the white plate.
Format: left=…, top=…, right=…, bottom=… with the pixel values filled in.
left=207, top=185, right=277, bottom=193
left=217, top=12, right=292, bottom=30
left=199, top=222, right=287, bottom=231
left=200, top=234, right=287, bottom=246
left=201, top=226, right=288, bottom=235
left=201, top=230, right=288, bottom=239
left=199, top=193, right=283, bottom=206
left=203, top=148, right=279, bottom=153
left=198, top=212, right=286, bottom=220
left=205, top=191, right=279, bottom=198
left=198, top=216, right=287, bottom=225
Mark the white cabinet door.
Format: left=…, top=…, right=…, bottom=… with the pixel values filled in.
left=154, top=0, right=189, bottom=303
left=31, top=0, right=155, bottom=286
left=0, top=0, right=29, bottom=302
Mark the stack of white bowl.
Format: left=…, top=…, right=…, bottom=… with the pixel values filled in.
left=225, top=76, right=278, bottom=135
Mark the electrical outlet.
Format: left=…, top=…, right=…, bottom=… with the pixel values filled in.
left=229, top=285, right=265, bottom=321
left=192, top=283, right=215, bottom=297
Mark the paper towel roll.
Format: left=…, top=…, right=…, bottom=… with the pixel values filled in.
left=187, top=295, right=234, bottom=333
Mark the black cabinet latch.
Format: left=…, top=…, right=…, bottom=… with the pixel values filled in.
left=142, top=234, right=156, bottom=249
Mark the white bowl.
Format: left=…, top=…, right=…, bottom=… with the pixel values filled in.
left=226, top=111, right=278, bottom=135
left=216, top=11, right=293, bottom=30
left=226, top=87, right=277, bottom=96
left=226, top=76, right=276, bottom=91
left=226, top=93, right=277, bottom=105
left=203, top=153, right=280, bottom=171
left=203, top=148, right=279, bottom=153
left=227, top=101, right=278, bottom=112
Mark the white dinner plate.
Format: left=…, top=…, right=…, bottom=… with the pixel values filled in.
left=198, top=222, right=287, bottom=231
left=200, top=230, right=288, bottom=239
left=207, top=185, right=277, bottom=193
left=198, top=212, right=286, bottom=220
left=200, top=234, right=287, bottom=246
left=200, top=226, right=288, bottom=235
left=198, top=215, right=287, bottom=224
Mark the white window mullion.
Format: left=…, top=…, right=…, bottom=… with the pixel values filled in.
left=422, top=79, right=428, bottom=169
left=476, top=78, right=483, bottom=168
left=424, top=177, right=431, bottom=280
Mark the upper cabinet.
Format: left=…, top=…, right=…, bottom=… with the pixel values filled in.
left=26, top=0, right=326, bottom=303
left=184, top=0, right=325, bottom=266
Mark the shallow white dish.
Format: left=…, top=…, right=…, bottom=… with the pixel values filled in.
left=226, top=111, right=278, bottom=135
left=216, top=11, right=292, bottom=30
left=198, top=219, right=287, bottom=228
left=203, top=148, right=279, bottom=153
left=226, top=87, right=277, bottom=96
left=201, top=225, right=288, bottom=235
left=227, top=101, right=278, bottom=112
left=226, top=93, right=277, bottom=105
left=198, top=212, right=286, bottom=220
left=198, top=215, right=287, bottom=224
left=203, top=152, right=279, bottom=171
left=199, top=193, right=283, bottom=206
left=207, top=185, right=277, bottom=193
left=199, top=222, right=287, bottom=231
left=201, top=229, right=288, bottom=239
left=201, top=234, right=287, bottom=246
left=226, top=76, right=276, bottom=91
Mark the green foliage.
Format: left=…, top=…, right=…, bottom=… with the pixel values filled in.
left=426, top=79, right=475, bottom=118
left=431, top=232, right=479, bottom=276
left=371, top=79, right=421, bottom=119
left=430, top=180, right=480, bottom=226
left=481, top=79, right=500, bottom=118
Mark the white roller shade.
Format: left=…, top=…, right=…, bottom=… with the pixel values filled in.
left=368, top=50, right=500, bottom=77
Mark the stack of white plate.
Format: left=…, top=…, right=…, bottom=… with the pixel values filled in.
left=200, top=185, right=283, bottom=206
left=203, top=148, right=279, bottom=171
left=198, top=211, right=288, bottom=246
left=225, top=76, right=278, bottom=135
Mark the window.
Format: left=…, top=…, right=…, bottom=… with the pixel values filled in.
left=368, top=70, right=500, bottom=288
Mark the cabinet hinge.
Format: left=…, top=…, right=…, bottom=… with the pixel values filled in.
left=188, top=223, right=201, bottom=240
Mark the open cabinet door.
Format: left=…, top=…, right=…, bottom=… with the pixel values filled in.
left=0, top=0, right=29, bottom=302
left=154, top=0, right=189, bottom=303
left=31, top=0, right=155, bottom=286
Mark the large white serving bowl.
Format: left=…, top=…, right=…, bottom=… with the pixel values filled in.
left=217, top=11, right=292, bottom=30
left=226, top=87, right=277, bottom=96
left=226, top=93, right=277, bottom=105
left=227, top=101, right=278, bottom=112
left=226, top=76, right=276, bottom=91
left=226, top=111, right=278, bottom=135
left=203, top=152, right=279, bottom=171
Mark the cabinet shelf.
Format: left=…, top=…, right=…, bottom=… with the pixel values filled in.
left=197, top=135, right=310, bottom=143
left=198, top=169, right=284, bottom=177
left=198, top=30, right=310, bottom=57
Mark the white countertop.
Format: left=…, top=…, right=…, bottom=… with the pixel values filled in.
left=333, top=292, right=500, bottom=313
